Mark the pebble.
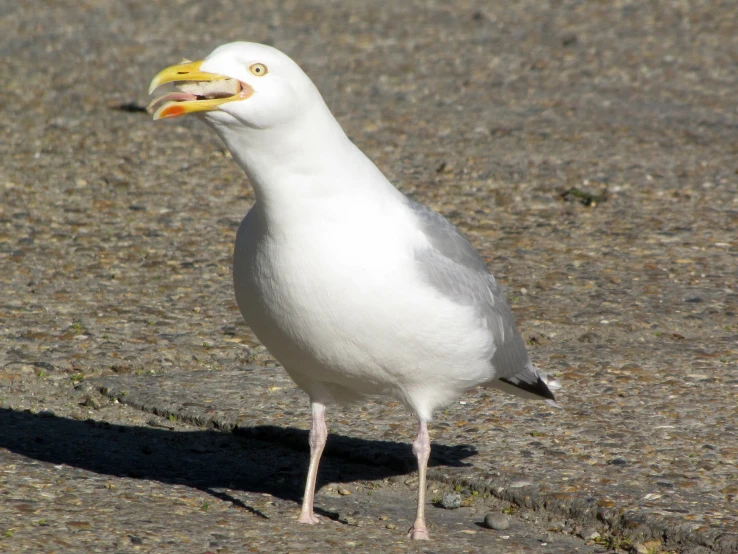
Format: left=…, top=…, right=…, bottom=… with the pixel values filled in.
left=440, top=492, right=462, bottom=509
left=509, top=480, right=533, bottom=488
left=484, top=513, right=510, bottom=530
left=580, top=527, right=600, bottom=540
left=634, top=539, right=662, bottom=554
left=80, top=395, right=101, bottom=409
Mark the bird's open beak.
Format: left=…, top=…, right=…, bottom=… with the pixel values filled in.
left=147, top=60, right=253, bottom=120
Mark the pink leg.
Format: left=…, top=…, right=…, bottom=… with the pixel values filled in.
left=407, top=420, right=431, bottom=540
left=297, top=401, right=327, bottom=524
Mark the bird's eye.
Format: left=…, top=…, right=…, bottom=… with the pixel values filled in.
left=249, top=63, right=268, bottom=76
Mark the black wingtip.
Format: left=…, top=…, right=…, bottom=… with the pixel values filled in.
left=499, top=375, right=556, bottom=401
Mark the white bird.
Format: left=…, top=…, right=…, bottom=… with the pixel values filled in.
left=149, top=42, right=559, bottom=540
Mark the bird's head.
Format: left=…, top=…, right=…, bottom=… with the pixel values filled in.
left=148, top=42, right=318, bottom=129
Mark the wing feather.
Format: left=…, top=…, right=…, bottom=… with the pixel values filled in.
left=405, top=199, right=556, bottom=402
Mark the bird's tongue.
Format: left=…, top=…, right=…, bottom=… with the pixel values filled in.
left=147, top=92, right=199, bottom=114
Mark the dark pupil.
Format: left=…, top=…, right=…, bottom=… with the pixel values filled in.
left=255, top=67, right=261, bottom=73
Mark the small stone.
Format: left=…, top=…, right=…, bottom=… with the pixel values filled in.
left=561, top=32, right=578, bottom=47
left=548, top=521, right=564, bottom=532
left=440, top=492, right=462, bottom=509
left=606, top=458, right=628, bottom=466
left=578, top=332, right=600, bottom=343
left=385, top=523, right=396, bottom=530
left=580, top=528, right=600, bottom=540
left=337, top=486, right=351, bottom=496
left=484, top=513, right=510, bottom=530
left=14, top=504, right=39, bottom=514
left=509, top=480, right=532, bottom=488
left=57, top=494, right=81, bottom=506
left=80, top=395, right=101, bottom=409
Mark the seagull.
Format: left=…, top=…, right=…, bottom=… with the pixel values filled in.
left=149, top=42, right=559, bottom=540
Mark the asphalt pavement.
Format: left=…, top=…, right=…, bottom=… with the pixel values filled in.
left=2, top=1, right=737, bottom=553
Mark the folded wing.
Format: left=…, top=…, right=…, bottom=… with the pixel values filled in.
left=406, top=199, right=558, bottom=403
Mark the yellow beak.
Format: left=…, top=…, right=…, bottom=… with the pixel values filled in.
left=147, top=60, right=251, bottom=120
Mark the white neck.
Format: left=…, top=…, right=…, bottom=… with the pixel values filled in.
left=205, top=100, right=398, bottom=225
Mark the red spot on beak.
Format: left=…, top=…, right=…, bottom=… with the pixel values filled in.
left=159, top=104, right=187, bottom=119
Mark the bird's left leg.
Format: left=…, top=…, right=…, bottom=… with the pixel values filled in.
left=297, top=401, right=327, bottom=524
left=407, top=419, right=431, bottom=540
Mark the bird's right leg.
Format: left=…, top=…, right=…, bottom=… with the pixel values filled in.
left=297, top=401, right=327, bottom=524
left=407, top=419, right=431, bottom=540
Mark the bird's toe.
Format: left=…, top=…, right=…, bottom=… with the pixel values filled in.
left=297, top=512, right=321, bottom=525
left=407, top=525, right=430, bottom=540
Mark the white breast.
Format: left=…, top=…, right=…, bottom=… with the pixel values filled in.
left=232, top=197, right=493, bottom=420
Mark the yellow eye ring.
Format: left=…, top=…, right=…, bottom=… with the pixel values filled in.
left=250, top=63, right=268, bottom=76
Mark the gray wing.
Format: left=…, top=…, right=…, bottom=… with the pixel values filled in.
left=406, top=199, right=555, bottom=401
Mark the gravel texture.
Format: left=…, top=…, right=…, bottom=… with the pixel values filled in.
left=2, top=0, right=737, bottom=553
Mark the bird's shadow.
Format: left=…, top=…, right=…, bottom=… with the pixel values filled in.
left=0, top=408, right=475, bottom=517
